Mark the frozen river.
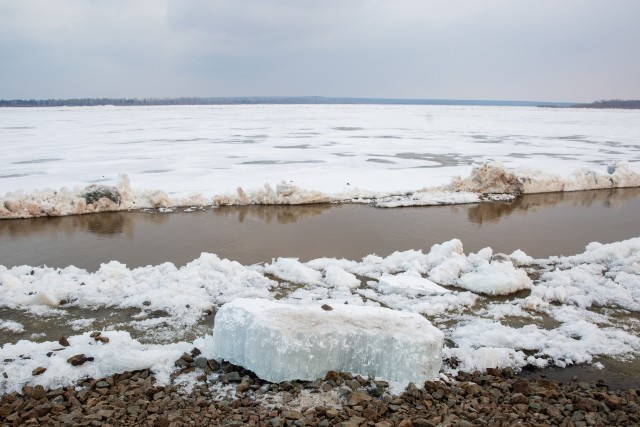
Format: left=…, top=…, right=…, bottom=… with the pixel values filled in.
left=1, top=104, right=640, bottom=218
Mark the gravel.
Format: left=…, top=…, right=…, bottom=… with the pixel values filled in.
left=1, top=350, right=638, bottom=426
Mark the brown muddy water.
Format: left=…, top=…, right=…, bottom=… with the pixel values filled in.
left=1, top=188, right=640, bottom=271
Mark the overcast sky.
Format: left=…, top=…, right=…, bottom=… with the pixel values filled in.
left=1, top=0, right=639, bottom=102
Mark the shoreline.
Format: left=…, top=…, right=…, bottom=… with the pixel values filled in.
left=2, top=161, right=640, bottom=220
left=1, top=353, right=638, bottom=426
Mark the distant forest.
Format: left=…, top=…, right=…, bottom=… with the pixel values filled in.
left=0, top=96, right=571, bottom=108
left=569, top=99, right=640, bottom=109
left=3, top=97, right=637, bottom=108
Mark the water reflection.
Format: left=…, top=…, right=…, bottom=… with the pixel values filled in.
left=212, top=204, right=333, bottom=224
left=467, top=188, right=640, bottom=224
left=0, top=211, right=170, bottom=239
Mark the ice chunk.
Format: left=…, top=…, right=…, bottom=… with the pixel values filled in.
left=374, top=272, right=451, bottom=296
left=212, top=298, right=444, bottom=384
left=456, top=261, right=532, bottom=295
left=265, top=258, right=322, bottom=285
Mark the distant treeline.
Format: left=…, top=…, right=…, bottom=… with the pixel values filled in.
left=0, top=96, right=571, bottom=108
left=569, top=99, right=640, bottom=109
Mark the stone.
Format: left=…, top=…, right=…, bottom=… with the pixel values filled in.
left=68, top=354, right=93, bottom=366
left=221, top=372, right=241, bottom=383
left=283, top=410, right=304, bottom=420
left=348, top=391, right=372, bottom=406
left=512, top=378, right=530, bottom=394
left=58, top=336, right=70, bottom=347
left=31, top=367, right=46, bottom=376
left=326, top=409, right=341, bottom=418
left=605, top=395, right=626, bottom=409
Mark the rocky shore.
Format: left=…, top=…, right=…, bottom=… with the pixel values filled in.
left=1, top=348, right=639, bottom=426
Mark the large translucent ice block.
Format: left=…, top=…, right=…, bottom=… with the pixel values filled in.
left=212, top=298, right=444, bottom=384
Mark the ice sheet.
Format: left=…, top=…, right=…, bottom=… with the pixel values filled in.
left=1, top=105, right=639, bottom=218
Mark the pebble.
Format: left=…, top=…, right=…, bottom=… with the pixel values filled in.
left=1, top=359, right=638, bottom=426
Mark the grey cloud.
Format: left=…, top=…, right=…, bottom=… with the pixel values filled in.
left=0, top=0, right=639, bottom=101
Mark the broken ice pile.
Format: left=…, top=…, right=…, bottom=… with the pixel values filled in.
left=212, top=298, right=444, bottom=384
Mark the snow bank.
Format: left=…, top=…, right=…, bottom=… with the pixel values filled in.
left=212, top=298, right=444, bottom=384
left=2, top=162, right=640, bottom=219
left=448, top=161, right=640, bottom=196
left=0, top=330, right=214, bottom=394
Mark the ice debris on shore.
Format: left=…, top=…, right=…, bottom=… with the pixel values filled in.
left=212, top=298, right=444, bottom=384
left=2, top=162, right=640, bottom=219
left=1, top=237, right=640, bottom=393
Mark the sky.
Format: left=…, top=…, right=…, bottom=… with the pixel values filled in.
left=1, top=0, right=639, bottom=102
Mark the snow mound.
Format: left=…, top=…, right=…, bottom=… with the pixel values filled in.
left=265, top=258, right=323, bottom=285
left=212, top=298, right=444, bottom=384
left=447, top=161, right=640, bottom=196
left=457, top=260, right=533, bottom=296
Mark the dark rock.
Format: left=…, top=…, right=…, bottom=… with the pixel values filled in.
left=325, top=371, right=341, bottom=382
left=194, top=357, right=208, bottom=369
left=605, top=395, right=626, bottom=409
left=94, top=335, right=110, bottom=343
left=221, top=372, right=241, bottom=383
left=348, top=391, right=372, bottom=406
left=31, top=385, right=47, bottom=400
left=512, top=378, right=530, bottom=394
left=67, top=354, right=91, bottom=366
left=31, top=367, right=46, bottom=376
left=83, top=185, right=121, bottom=205
left=321, top=304, right=333, bottom=311
left=58, top=336, right=70, bottom=347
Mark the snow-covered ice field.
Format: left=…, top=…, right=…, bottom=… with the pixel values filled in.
left=1, top=104, right=640, bottom=393
left=1, top=104, right=640, bottom=217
